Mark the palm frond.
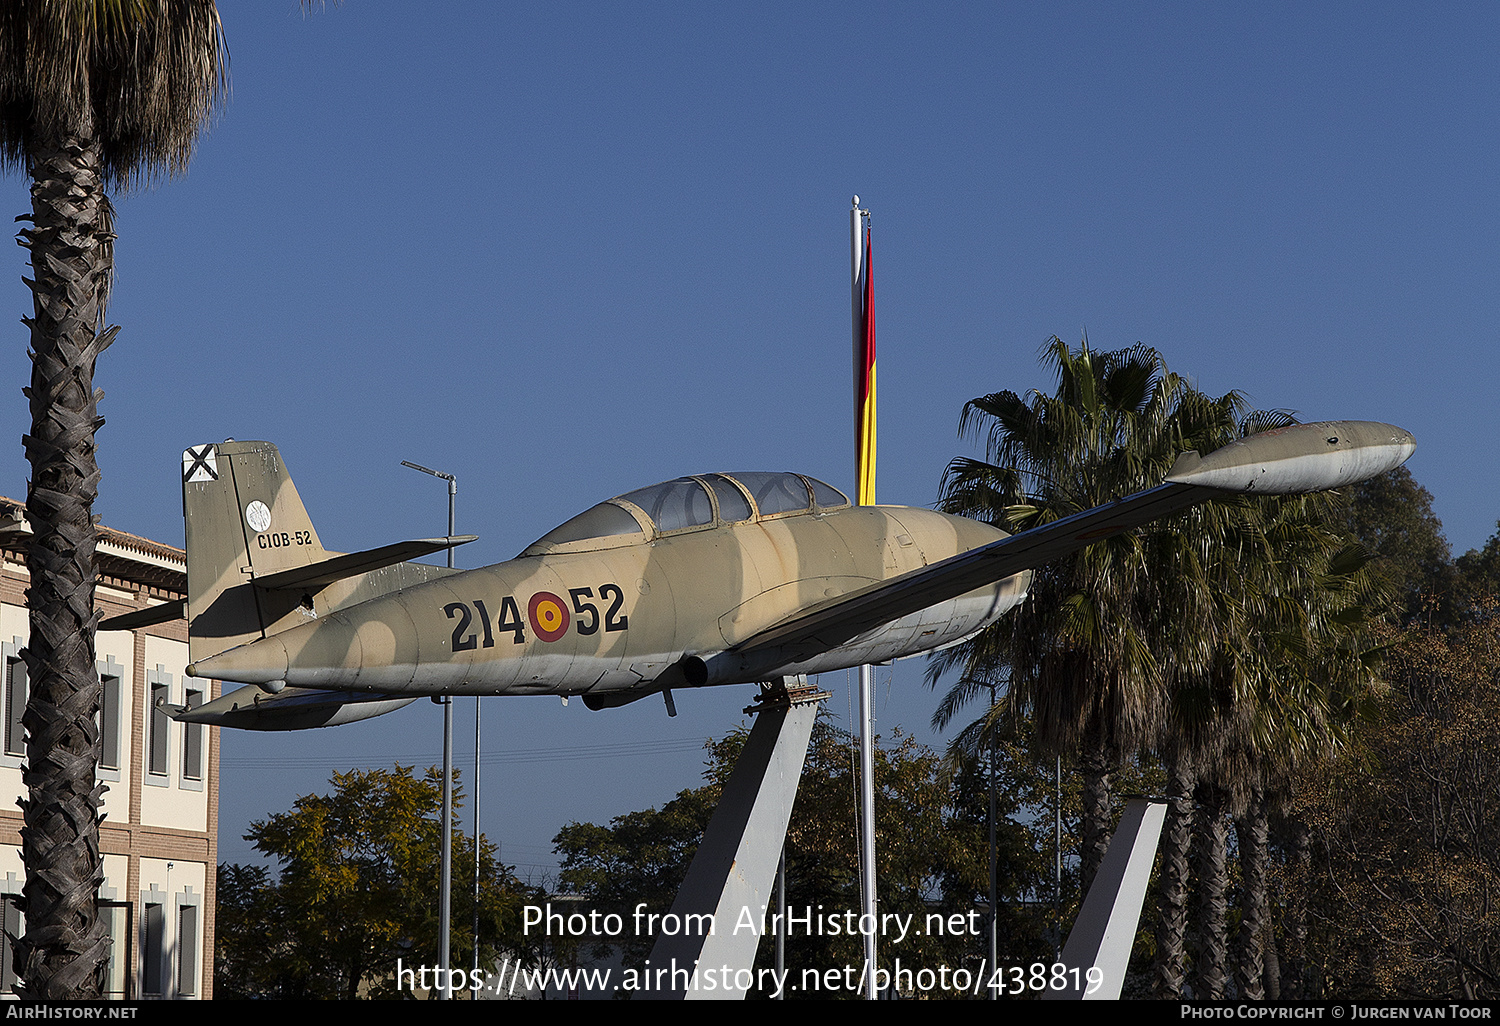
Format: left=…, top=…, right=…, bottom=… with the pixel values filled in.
left=0, top=0, right=228, bottom=188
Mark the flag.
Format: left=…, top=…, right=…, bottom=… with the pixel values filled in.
left=855, top=224, right=876, bottom=506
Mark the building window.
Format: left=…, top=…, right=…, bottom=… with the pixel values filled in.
left=142, top=902, right=164, bottom=997
left=1, top=894, right=21, bottom=994
left=149, top=682, right=169, bottom=777
left=99, top=900, right=132, bottom=1000
left=176, top=904, right=198, bottom=997
left=99, top=671, right=122, bottom=772
left=5, top=656, right=25, bottom=758
left=182, top=689, right=203, bottom=781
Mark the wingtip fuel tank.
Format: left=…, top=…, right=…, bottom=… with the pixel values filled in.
left=170, top=682, right=417, bottom=731
left=186, top=636, right=289, bottom=686
left=1165, top=420, right=1415, bottom=495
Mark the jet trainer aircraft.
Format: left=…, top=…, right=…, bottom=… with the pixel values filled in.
left=109, top=421, right=1415, bottom=731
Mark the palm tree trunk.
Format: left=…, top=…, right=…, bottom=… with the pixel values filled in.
left=1154, top=747, right=1194, bottom=998
left=12, top=131, right=114, bottom=999
left=1079, top=731, right=1113, bottom=894
left=1194, top=781, right=1230, bottom=999
left=1235, top=784, right=1270, bottom=1000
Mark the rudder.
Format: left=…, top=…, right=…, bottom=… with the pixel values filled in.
left=182, top=441, right=329, bottom=664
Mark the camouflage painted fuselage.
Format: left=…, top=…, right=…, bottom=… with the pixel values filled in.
left=195, top=501, right=1025, bottom=698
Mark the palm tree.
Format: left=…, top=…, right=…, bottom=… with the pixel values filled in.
left=933, top=337, right=1211, bottom=890
left=1146, top=400, right=1270, bottom=999
left=930, top=341, right=1363, bottom=997
left=0, top=2, right=225, bottom=997
left=1147, top=405, right=1301, bottom=999
left=1220, top=514, right=1386, bottom=999
left=1159, top=488, right=1385, bottom=999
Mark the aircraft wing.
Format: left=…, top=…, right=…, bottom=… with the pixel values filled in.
left=729, top=420, right=1415, bottom=666
left=100, top=600, right=185, bottom=632
left=729, top=479, right=1222, bottom=665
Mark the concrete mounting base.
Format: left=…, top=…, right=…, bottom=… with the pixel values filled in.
left=645, top=677, right=826, bottom=1000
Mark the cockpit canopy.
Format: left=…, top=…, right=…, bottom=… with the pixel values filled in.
left=522, top=472, right=850, bottom=556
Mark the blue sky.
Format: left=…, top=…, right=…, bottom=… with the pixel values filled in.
left=2, top=3, right=1495, bottom=877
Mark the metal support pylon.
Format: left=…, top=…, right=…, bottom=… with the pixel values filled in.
left=1044, top=797, right=1168, bottom=1000
left=646, top=676, right=827, bottom=1000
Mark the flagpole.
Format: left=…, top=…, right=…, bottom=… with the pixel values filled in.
left=851, top=195, right=878, bottom=1001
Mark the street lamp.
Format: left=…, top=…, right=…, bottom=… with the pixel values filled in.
left=401, top=459, right=457, bottom=1000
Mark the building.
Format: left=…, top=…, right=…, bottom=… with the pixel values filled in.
left=0, top=497, right=216, bottom=999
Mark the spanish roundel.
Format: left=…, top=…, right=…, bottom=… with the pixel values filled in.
left=528, top=592, right=570, bottom=642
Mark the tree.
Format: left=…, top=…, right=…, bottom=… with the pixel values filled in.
left=1164, top=496, right=1366, bottom=999
left=1295, top=619, right=1500, bottom=998
left=932, top=337, right=1230, bottom=891
left=1142, top=401, right=1287, bottom=1000
left=1243, top=511, right=1389, bottom=995
left=553, top=717, right=1034, bottom=997
left=1337, top=466, right=1453, bottom=624
left=1454, top=531, right=1500, bottom=620
left=552, top=759, right=723, bottom=968
left=0, top=2, right=226, bottom=997
left=929, top=340, right=1387, bottom=998
left=219, top=766, right=540, bottom=1000
left=214, top=863, right=283, bottom=999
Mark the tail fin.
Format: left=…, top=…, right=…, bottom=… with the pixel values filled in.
left=183, top=441, right=329, bottom=664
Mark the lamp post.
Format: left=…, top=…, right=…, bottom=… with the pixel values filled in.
left=988, top=680, right=998, bottom=999
left=472, top=682, right=481, bottom=980
left=401, top=459, right=457, bottom=1000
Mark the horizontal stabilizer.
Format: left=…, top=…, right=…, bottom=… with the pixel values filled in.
left=167, top=683, right=416, bottom=731
left=252, top=536, right=478, bottom=591
left=100, top=600, right=185, bottom=632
